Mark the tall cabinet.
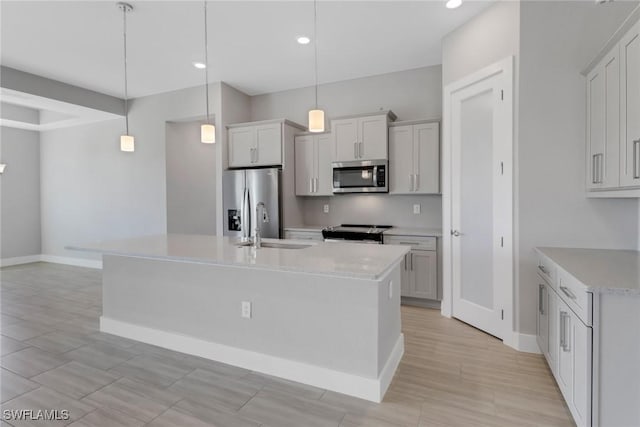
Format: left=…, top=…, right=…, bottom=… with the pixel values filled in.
left=389, top=121, right=440, bottom=194
left=585, top=18, right=640, bottom=196
left=294, top=133, right=333, bottom=196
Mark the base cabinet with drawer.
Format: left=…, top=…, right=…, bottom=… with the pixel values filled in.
left=283, top=230, right=323, bottom=241
left=536, top=248, right=640, bottom=427
left=386, top=235, right=438, bottom=301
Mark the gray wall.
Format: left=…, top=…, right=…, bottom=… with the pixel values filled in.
left=41, top=83, right=223, bottom=259
left=166, top=121, right=217, bottom=235
left=442, top=1, right=520, bottom=87
left=252, top=66, right=444, bottom=228
left=0, top=126, right=41, bottom=259
left=517, top=1, right=639, bottom=334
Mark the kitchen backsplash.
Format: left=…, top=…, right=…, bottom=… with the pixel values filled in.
left=301, top=194, right=442, bottom=228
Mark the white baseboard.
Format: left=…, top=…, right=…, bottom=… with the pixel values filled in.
left=101, top=316, right=403, bottom=403
left=509, top=332, right=541, bottom=354
left=0, top=255, right=42, bottom=267
left=40, top=255, right=102, bottom=269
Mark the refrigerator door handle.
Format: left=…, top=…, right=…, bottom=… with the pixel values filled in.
left=242, top=187, right=251, bottom=240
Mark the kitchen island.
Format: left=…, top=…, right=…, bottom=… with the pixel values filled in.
left=69, top=234, right=409, bottom=402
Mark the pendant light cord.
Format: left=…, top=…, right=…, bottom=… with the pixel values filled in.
left=122, top=4, right=130, bottom=135
left=313, top=0, right=319, bottom=109
left=204, top=0, right=210, bottom=123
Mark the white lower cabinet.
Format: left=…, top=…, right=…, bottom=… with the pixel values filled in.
left=386, top=235, right=438, bottom=301
left=536, top=258, right=592, bottom=427
left=283, top=230, right=323, bottom=241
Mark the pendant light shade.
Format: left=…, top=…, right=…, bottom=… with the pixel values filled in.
left=201, top=1, right=216, bottom=143
left=120, top=135, right=135, bottom=152
left=308, top=0, right=325, bottom=132
left=201, top=124, right=215, bottom=143
left=308, top=109, right=325, bottom=133
left=118, top=2, right=134, bottom=152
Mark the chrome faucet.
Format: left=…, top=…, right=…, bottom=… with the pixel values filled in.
left=254, top=202, right=269, bottom=248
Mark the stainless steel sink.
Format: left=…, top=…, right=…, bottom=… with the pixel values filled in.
left=235, top=240, right=311, bottom=249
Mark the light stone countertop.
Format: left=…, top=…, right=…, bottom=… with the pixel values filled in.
left=68, top=234, right=409, bottom=280
left=536, top=247, right=640, bottom=295
left=285, top=225, right=443, bottom=237
left=283, top=225, right=325, bottom=233
left=384, top=227, right=442, bottom=237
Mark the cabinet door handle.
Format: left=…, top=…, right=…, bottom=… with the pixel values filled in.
left=538, top=284, right=544, bottom=315
left=409, top=254, right=413, bottom=271
left=309, top=178, right=313, bottom=193
left=559, top=311, right=566, bottom=350
left=559, top=285, right=577, bottom=301
left=359, top=142, right=364, bottom=158
left=634, top=139, right=640, bottom=179
left=254, top=147, right=259, bottom=163
left=404, top=254, right=408, bottom=270
left=415, top=173, right=420, bottom=191
left=314, top=178, right=318, bottom=193
left=597, top=153, right=603, bottom=184
left=591, top=154, right=597, bottom=184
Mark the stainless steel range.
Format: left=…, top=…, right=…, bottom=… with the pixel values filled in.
left=321, top=224, right=392, bottom=244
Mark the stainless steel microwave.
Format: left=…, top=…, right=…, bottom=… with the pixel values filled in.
left=332, top=160, right=388, bottom=193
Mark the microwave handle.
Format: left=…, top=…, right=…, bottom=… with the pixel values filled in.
left=372, top=166, right=378, bottom=184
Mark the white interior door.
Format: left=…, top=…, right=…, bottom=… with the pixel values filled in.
left=448, top=60, right=513, bottom=340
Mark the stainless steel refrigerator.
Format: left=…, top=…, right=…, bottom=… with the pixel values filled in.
left=222, top=168, right=282, bottom=239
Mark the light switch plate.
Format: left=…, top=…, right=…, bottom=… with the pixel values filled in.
left=413, top=204, right=421, bottom=214
left=323, top=204, right=329, bottom=213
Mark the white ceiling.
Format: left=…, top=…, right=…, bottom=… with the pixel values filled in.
left=1, top=1, right=494, bottom=98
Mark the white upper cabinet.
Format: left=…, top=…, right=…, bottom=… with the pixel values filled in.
left=228, top=122, right=282, bottom=168
left=585, top=18, right=640, bottom=195
left=586, top=49, right=620, bottom=190
left=294, top=133, right=332, bottom=196
left=620, top=21, right=640, bottom=188
left=389, top=122, right=440, bottom=194
left=331, top=111, right=395, bottom=162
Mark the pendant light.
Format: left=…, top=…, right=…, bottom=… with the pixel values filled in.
left=308, top=0, right=324, bottom=133
left=118, top=2, right=134, bottom=152
left=201, top=1, right=215, bottom=143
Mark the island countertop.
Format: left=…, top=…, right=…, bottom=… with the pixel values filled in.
left=68, top=234, right=410, bottom=280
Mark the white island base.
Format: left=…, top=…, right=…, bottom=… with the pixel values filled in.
left=79, top=235, right=407, bottom=403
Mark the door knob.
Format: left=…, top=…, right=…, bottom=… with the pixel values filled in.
left=451, top=230, right=461, bottom=237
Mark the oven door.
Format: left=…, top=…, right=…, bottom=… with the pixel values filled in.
left=332, top=160, right=388, bottom=193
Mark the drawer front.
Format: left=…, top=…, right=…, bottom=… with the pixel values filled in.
left=284, top=231, right=323, bottom=241
left=384, top=235, right=436, bottom=250
left=557, top=268, right=592, bottom=326
left=537, top=253, right=557, bottom=288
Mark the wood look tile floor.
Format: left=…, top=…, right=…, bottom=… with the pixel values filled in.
left=0, top=262, right=574, bottom=426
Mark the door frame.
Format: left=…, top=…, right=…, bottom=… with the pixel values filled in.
left=441, top=56, right=516, bottom=349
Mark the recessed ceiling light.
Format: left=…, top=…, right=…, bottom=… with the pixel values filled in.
left=446, top=0, right=462, bottom=9
left=192, top=61, right=206, bottom=69
left=297, top=36, right=311, bottom=45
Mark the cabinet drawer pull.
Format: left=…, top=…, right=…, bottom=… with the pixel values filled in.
left=560, top=285, right=577, bottom=300
left=634, top=139, right=640, bottom=180
left=399, top=242, right=419, bottom=246
left=538, top=284, right=544, bottom=315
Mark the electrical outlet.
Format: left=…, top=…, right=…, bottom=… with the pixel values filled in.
left=413, top=204, right=421, bottom=214
left=241, top=301, right=251, bottom=319
left=323, top=204, right=329, bottom=213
